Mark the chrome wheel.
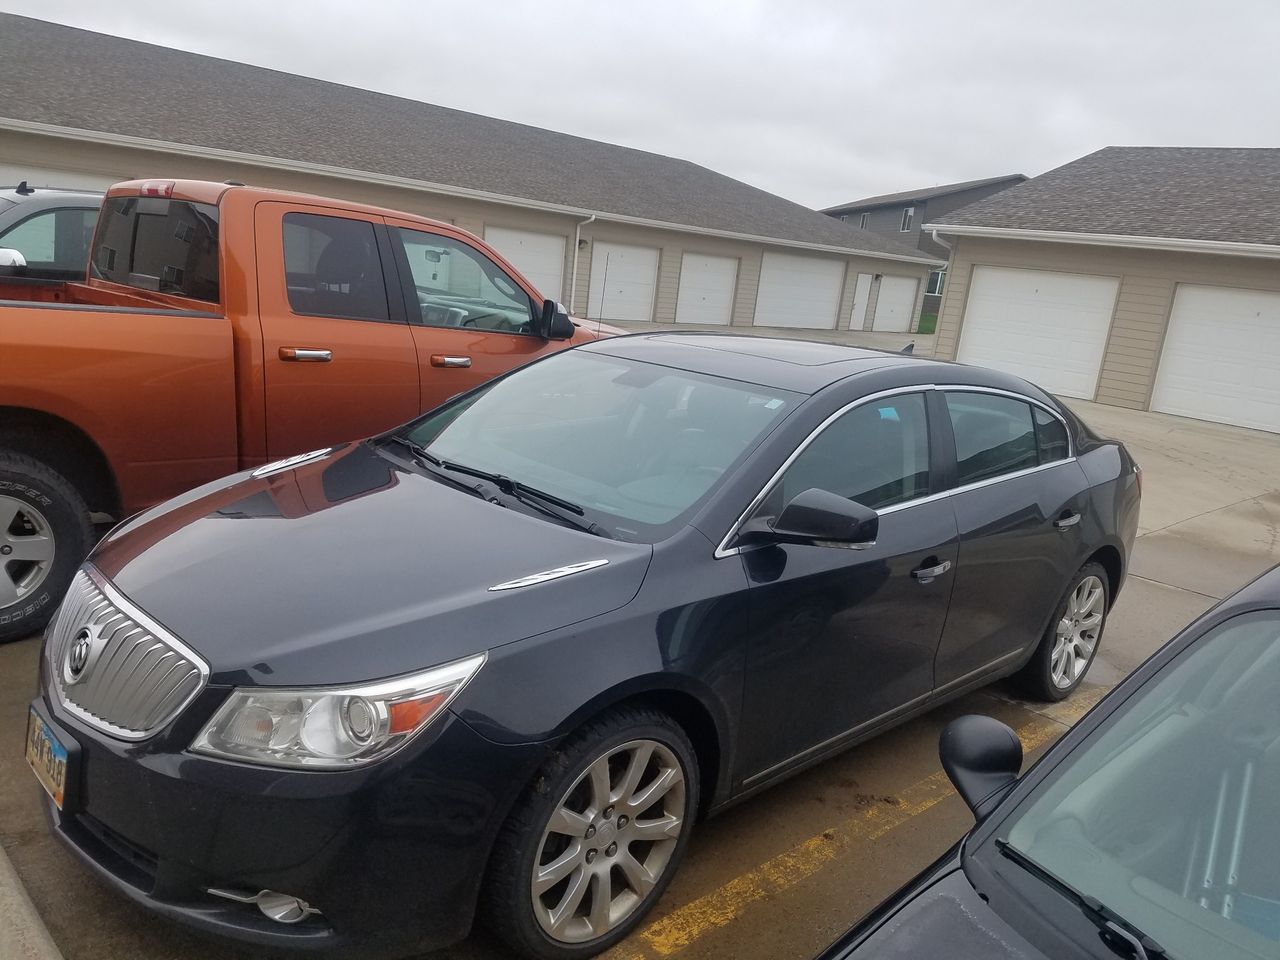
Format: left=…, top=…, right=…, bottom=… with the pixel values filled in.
left=531, top=739, right=687, bottom=944
left=0, top=495, right=55, bottom=607
left=1050, top=575, right=1104, bottom=689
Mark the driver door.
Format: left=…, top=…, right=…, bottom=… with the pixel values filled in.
left=385, top=220, right=555, bottom=411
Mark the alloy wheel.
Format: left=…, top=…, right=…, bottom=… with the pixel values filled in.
left=0, top=495, right=55, bottom=607
left=1050, top=574, right=1104, bottom=689
left=531, top=739, right=687, bottom=944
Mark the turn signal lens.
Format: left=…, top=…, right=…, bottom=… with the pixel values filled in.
left=191, top=654, right=486, bottom=769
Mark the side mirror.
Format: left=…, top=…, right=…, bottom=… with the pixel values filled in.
left=538, top=299, right=575, bottom=340
left=939, top=715, right=1023, bottom=819
left=739, top=488, right=878, bottom=549
left=0, top=248, right=27, bottom=276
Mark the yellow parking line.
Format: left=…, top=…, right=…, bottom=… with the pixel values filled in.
left=608, top=697, right=1097, bottom=960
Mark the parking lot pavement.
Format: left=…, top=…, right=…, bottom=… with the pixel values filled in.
left=3, top=403, right=1280, bottom=960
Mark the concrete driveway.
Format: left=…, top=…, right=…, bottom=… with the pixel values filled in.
left=2, top=402, right=1279, bottom=960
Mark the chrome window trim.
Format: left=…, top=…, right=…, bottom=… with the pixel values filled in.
left=714, top=382, right=1077, bottom=559
left=49, top=565, right=211, bottom=742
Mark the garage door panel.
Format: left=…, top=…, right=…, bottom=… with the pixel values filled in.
left=871, top=276, right=918, bottom=332
left=587, top=242, right=659, bottom=321
left=957, top=266, right=1117, bottom=399
left=754, top=253, right=844, bottom=329
left=483, top=227, right=566, bottom=302
left=1152, top=285, right=1280, bottom=432
left=675, top=253, right=737, bottom=325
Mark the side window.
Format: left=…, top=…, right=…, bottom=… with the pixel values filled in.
left=1034, top=407, right=1070, bottom=463
left=394, top=227, right=537, bottom=334
left=772, top=393, right=930, bottom=512
left=282, top=213, right=389, bottom=322
left=0, top=207, right=97, bottom=271
left=946, top=392, right=1038, bottom=485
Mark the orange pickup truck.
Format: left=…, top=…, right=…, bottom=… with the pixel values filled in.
left=0, top=178, right=601, bottom=640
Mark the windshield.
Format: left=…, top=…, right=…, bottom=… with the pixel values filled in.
left=997, top=610, right=1280, bottom=960
left=400, top=351, right=797, bottom=541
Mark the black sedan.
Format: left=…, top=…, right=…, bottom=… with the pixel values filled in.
left=25, top=334, right=1139, bottom=959
left=819, top=563, right=1280, bottom=960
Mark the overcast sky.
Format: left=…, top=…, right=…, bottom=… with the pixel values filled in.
left=3, top=0, right=1278, bottom=208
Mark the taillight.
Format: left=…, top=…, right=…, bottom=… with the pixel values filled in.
left=138, top=180, right=175, bottom=198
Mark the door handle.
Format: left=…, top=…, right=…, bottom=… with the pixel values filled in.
left=279, top=347, right=332, bottom=362
left=912, top=559, right=952, bottom=584
left=430, top=354, right=473, bottom=368
left=1054, top=512, right=1082, bottom=530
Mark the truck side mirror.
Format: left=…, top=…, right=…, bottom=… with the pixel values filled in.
left=538, top=299, right=575, bottom=340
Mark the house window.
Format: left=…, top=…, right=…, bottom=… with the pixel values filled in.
left=927, top=269, right=946, bottom=296
left=900, top=207, right=915, bottom=232
left=839, top=214, right=848, bottom=222
left=859, top=212, right=869, bottom=229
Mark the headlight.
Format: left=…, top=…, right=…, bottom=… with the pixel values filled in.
left=190, top=653, right=486, bottom=769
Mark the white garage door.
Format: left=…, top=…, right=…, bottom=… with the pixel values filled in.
left=0, top=164, right=120, bottom=192
left=1151, top=284, right=1280, bottom=432
left=588, top=242, right=659, bottom=321
left=675, top=253, right=738, bottom=325
left=484, top=227, right=566, bottom=302
left=957, top=266, right=1118, bottom=399
left=872, top=276, right=919, bottom=332
left=754, top=252, right=845, bottom=329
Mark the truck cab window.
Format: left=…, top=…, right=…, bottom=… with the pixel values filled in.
left=283, top=213, right=390, bottom=322
left=394, top=228, right=537, bottom=335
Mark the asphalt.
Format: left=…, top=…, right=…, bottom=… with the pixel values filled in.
left=3, top=400, right=1280, bottom=960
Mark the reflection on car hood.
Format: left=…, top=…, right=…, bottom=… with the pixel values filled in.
left=848, top=870, right=1046, bottom=959
left=91, top=444, right=652, bottom=686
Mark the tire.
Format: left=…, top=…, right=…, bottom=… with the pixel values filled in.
left=0, top=452, right=92, bottom=644
left=482, top=706, right=700, bottom=960
left=1015, top=561, right=1110, bottom=702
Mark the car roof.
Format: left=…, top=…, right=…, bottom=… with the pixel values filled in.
left=0, top=185, right=103, bottom=204
left=581, top=332, right=1054, bottom=400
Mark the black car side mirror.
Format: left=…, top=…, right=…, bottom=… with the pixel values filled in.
left=538, top=299, right=576, bottom=340
left=940, top=715, right=1023, bottom=819
left=739, top=488, right=878, bottom=549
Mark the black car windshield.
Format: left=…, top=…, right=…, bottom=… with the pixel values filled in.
left=400, top=351, right=798, bottom=541
left=995, top=609, right=1280, bottom=959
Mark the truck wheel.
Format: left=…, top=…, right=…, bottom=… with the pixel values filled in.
left=0, top=453, right=92, bottom=644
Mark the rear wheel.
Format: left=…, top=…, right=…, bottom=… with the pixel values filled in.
left=0, top=453, right=92, bottom=644
left=1016, top=562, right=1109, bottom=701
left=483, top=706, right=699, bottom=960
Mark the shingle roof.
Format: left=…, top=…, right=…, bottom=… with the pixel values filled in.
left=0, top=14, right=936, bottom=263
left=821, top=175, right=1026, bottom=213
left=930, top=147, right=1280, bottom=246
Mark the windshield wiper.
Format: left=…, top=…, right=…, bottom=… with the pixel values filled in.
left=378, top=436, right=491, bottom=500
left=995, top=840, right=1169, bottom=960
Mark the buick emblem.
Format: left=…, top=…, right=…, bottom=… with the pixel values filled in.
left=66, top=627, right=93, bottom=681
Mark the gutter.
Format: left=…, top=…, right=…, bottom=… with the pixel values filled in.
left=922, top=221, right=1280, bottom=261
left=1, top=116, right=943, bottom=266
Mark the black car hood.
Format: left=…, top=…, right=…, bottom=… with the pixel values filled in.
left=844, top=869, right=1046, bottom=960
left=92, top=444, right=652, bottom=686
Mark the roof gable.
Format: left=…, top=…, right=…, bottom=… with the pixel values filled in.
left=821, top=174, right=1026, bottom=213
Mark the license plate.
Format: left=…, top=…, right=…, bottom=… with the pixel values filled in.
left=25, top=708, right=68, bottom=810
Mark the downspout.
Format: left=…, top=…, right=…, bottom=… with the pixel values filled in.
left=569, top=214, right=597, bottom=314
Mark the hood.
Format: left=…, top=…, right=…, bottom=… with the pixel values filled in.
left=92, top=444, right=652, bottom=686
left=843, top=869, right=1046, bottom=960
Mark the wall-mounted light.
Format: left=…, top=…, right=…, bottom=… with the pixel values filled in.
left=578, top=238, right=590, bottom=249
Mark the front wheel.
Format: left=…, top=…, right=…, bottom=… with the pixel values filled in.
left=483, top=706, right=699, bottom=960
left=0, top=452, right=93, bottom=644
left=1016, top=561, right=1109, bottom=702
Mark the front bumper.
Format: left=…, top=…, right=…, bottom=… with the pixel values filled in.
left=33, top=694, right=547, bottom=957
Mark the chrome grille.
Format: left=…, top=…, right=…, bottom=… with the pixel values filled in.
left=47, top=567, right=209, bottom=741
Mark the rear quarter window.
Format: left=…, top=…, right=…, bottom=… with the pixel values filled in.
left=91, top=196, right=220, bottom=303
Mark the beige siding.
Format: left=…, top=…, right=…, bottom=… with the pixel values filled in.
left=935, top=236, right=1280, bottom=409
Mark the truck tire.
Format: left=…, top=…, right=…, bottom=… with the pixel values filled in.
left=0, top=453, right=92, bottom=644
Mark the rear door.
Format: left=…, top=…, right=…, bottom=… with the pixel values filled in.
left=254, top=203, right=420, bottom=458
left=931, top=389, right=1090, bottom=687
left=385, top=221, right=554, bottom=412
left=737, top=389, right=958, bottom=782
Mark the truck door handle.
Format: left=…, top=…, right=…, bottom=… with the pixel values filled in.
left=912, top=559, right=952, bottom=583
left=430, top=355, right=472, bottom=368
left=1054, top=512, right=1081, bottom=530
left=279, top=347, right=332, bottom=362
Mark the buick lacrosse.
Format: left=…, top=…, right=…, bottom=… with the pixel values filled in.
left=28, top=334, right=1139, bottom=959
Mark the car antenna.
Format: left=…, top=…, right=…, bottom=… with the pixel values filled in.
left=15, top=180, right=34, bottom=195
left=901, top=341, right=915, bottom=354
